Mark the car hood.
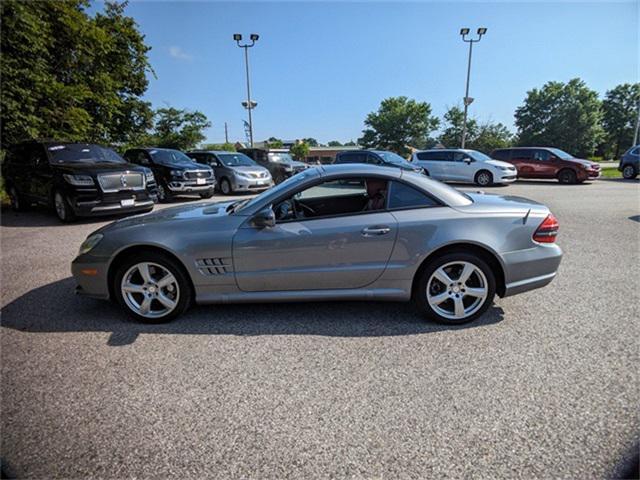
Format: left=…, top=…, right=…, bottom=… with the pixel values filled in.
left=484, top=159, right=516, bottom=169
left=54, top=162, right=147, bottom=174
left=99, top=200, right=237, bottom=232
left=454, top=192, right=549, bottom=215
left=566, top=158, right=598, bottom=168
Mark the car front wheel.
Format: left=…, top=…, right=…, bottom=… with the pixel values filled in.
left=558, top=169, right=577, bottom=184
left=113, top=252, right=192, bottom=323
left=475, top=170, right=493, bottom=187
left=622, top=164, right=638, bottom=179
left=414, top=252, right=496, bottom=324
left=53, top=191, right=76, bottom=222
left=220, top=178, right=232, bottom=195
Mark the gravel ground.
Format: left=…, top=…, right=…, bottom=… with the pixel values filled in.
left=1, top=179, right=638, bottom=479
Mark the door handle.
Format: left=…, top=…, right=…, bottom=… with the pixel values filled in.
left=361, top=226, right=391, bottom=236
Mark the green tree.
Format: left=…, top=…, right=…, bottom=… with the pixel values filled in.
left=472, top=122, right=513, bottom=153
left=358, top=96, right=439, bottom=157
left=302, top=137, right=318, bottom=147
left=602, top=83, right=640, bottom=158
left=201, top=142, right=236, bottom=152
left=438, top=106, right=478, bottom=148
left=344, top=140, right=357, bottom=146
left=514, top=78, right=604, bottom=157
left=327, top=140, right=342, bottom=147
left=290, top=141, right=310, bottom=161
left=267, top=137, right=284, bottom=148
left=0, top=0, right=153, bottom=147
left=151, top=107, right=211, bottom=150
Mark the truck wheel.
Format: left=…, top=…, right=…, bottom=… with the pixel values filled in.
left=53, top=191, right=76, bottom=222
left=157, top=183, right=172, bottom=203
left=8, top=186, right=27, bottom=212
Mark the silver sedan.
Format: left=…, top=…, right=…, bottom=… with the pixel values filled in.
left=72, top=164, right=562, bottom=324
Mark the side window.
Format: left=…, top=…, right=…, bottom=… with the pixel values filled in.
left=388, top=181, right=439, bottom=209
left=26, top=144, right=46, bottom=167
left=427, top=151, right=453, bottom=162
left=367, top=154, right=382, bottom=165
left=138, top=152, right=151, bottom=165
left=631, top=147, right=640, bottom=156
left=511, top=149, right=533, bottom=160
left=452, top=152, right=470, bottom=162
left=533, top=150, right=550, bottom=161
left=417, top=152, right=440, bottom=161
left=492, top=150, right=510, bottom=161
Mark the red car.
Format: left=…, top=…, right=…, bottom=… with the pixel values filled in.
left=491, top=147, right=601, bottom=184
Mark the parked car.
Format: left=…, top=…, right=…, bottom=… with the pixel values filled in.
left=618, top=145, right=639, bottom=179
left=335, top=149, right=425, bottom=175
left=3, top=141, right=156, bottom=222
left=123, top=148, right=215, bottom=202
left=491, top=147, right=601, bottom=184
left=72, top=164, right=562, bottom=325
left=185, top=150, right=273, bottom=194
left=412, top=148, right=517, bottom=186
left=237, top=148, right=308, bottom=184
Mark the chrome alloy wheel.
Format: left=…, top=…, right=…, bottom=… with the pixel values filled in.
left=54, top=192, right=67, bottom=220
left=121, top=262, right=180, bottom=319
left=426, top=261, right=488, bottom=320
left=477, top=171, right=492, bottom=186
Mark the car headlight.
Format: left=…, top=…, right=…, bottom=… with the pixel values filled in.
left=78, top=233, right=103, bottom=256
left=170, top=170, right=183, bottom=178
left=145, top=170, right=155, bottom=182
left=283, top=166, right=293, bottom=172
left=63, top=174, right=94, bottom=186
left=235, top=171, right=251, bottom=179
left=498, top=166, right=511, bottom=171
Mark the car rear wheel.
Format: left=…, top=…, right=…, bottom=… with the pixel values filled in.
left=113, top=252, right=192, bottom=323
left=220, top=178, right=232, bottom=195
left=8, top=186, right=27, bottom=212
left=53, top=191, right=76, bottom=222
left=558, top=169, right=577, bottom=184
left=622, top=164, right=638, bottom=179
left=475, top=170, right=493, bottom=187
left=414, top=252, right=496, bottom=324
left=157, top=183, right=172, bottom=203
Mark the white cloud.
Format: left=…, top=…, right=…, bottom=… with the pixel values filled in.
left=168, top=46, right=193, bottom=61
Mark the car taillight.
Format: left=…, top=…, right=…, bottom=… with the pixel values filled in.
left=533, top=213, right=559, bottom=243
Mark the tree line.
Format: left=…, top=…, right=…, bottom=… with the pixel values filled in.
left=1, top=1, right=637, bottom=159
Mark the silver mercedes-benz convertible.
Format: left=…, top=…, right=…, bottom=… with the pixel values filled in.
left=72, top=164, right=562, bottom=324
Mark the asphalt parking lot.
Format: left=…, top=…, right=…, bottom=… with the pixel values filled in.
left=1, top=178, right=638, bottom=478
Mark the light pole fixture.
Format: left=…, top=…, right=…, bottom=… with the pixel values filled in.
left=459, top=27, right=487, bottom=148
left=234, top=33, right=259, bottom=147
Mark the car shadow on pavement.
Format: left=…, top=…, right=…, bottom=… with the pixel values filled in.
left=1, top=278, right=505, bottom=346
left=0, top=207, right=128, bottom=228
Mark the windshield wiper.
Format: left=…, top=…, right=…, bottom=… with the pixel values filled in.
left=226, top=199, right=249, bottom=214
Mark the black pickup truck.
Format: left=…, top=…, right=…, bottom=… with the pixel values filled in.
left=3, top=141, right=157, bottom=222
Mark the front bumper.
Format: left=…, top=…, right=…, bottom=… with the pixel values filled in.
left=502, top=243, right=563, bottom=297
left=69, top=189, right=155, bottom=217
left=231, top=177, right=273, bottom=192
left=72, top=256, right=111, bottom=300
left=167, top=180, right=216, bottom=193
left=497, top=174, right=517, bottom=183
left=579, top=168, right=601, bottom=180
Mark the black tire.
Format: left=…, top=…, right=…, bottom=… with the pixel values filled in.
left=475, top=170, right=493, bottom=187
left=219, top=178, right=232, bottom=195
left=112, top=251, right=193, bottom=324
left=199, top=191, right=214, bottom=199
left=558, top=169, right=577, bottom=184
left=413, top=252, right=496, bottom=325
left=7, top=185, right=27, bottom=212
left=157, top=183, right=173, bottom=203
left=53, top=190, right=76, bottom=222
left=622, top=164, right=638, bottom=180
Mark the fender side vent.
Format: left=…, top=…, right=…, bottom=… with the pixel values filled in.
left=195, top=257, right=232, bottom=276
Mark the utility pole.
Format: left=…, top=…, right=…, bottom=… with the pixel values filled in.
left=224, top=122, right=229, bottom=144
left=459, top=27, right=487, bottom=148
left=633, top=99, right=640, bottom=147
left=233, top=33, right=259, bottom=148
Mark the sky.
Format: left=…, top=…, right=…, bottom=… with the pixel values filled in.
left=91, top=1, right=638, bottom=145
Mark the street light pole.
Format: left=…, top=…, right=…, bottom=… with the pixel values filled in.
left=234, top=33, right=259, bottom=147
left=459, top=27, right=487, bottom=149
left=633, top=98, right=640, bottom=147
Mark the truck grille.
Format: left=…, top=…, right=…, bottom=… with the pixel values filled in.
left=97, top=172, right=144, bottom=192
left=184, top=170, right=212, bottom=180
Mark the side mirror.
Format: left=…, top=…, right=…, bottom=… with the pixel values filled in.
left=464, top=158, right=473, bottom=164
left=251, top=206, right=275, bottom=228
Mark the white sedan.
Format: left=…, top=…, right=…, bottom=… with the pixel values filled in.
left=412, top=149, right=517, bottom=186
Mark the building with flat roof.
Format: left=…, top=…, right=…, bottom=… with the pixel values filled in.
left=305, top=145, right=361, bottom=164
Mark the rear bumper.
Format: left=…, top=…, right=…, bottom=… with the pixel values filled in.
left=502, top=243, right=563, bottom=297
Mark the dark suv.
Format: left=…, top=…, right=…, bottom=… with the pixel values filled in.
left=3, top=141, right=156, bottom=222
left=237, top=148, right=308, bottom=184
left=123, top=148, right=215, bottom=202
left=491, top=147, right=601, bottom=184
left=335, top=150, right=425, bottom=175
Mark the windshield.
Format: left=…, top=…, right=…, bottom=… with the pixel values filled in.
left=548, top=148, right=574, bottom=160
left=47, top=144, right=126, bottom=164
left=218, top=153, right=257, bottom=167
left=376, top=151, right=412, bottom=166
left=468, top=151, right=493, bottom=162
left=234, top=169, right=315, bottom=213
left=149, top=149, right=195, bottom=167
left=268, top=152, right=294, bottom=164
